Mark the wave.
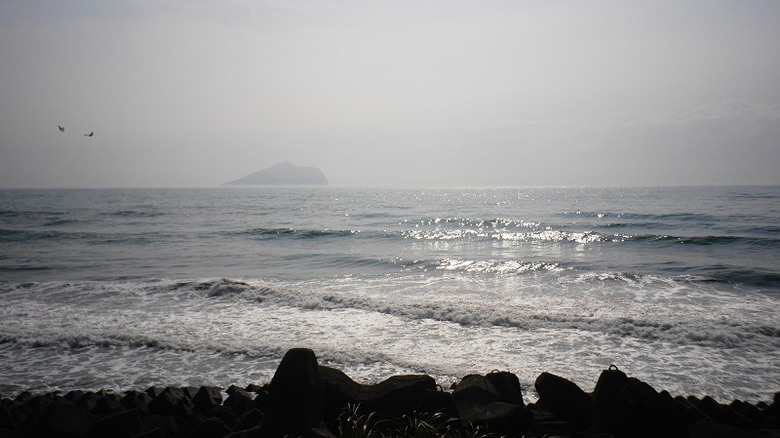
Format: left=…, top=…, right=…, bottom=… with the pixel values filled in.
left=102, top=210, right=165, bottom=218
left=233, top=227, right=363, bottom=239
left=145, top=278, right=779, bottom=351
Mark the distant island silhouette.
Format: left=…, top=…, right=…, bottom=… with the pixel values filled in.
left=224, top=162, right=328, bottom=186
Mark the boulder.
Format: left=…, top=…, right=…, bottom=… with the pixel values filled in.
left=534, top=372, right=593, bottom=430
left=453, top=374, right=531, bottom=434
left=486, top=370, right=525, bottom=406
left=192, top=386, right=223, bottom=414
left=619, top=378, right=686, bottom=438
left=591, top=365, right=628, bottom=433
left=40, top=401, right=92, bottom=436
left=266, top=348, right=334, bottom=437
left=89, top=408, right=142, bottom=438
left=319, top=365, right=436, bottom=421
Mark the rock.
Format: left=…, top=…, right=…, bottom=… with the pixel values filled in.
left=591, top=365, right=628, bottom=433
left=223, top=389, right=256, bottom=416
left=486, top=370, right=525, bottom=406
left=534, top=372, right=593, bottom=430
left=149, top=387, right=193, bottom=418
left=452, top=374, right=501, bottom=421
left=319, top=365, right=436, bottom=421
left=193, top=386, right=223, bottom=414
left=266, top=348, right=334, bottom=437
left=452, top=374, right=531, bottom=434
left=619, top=378, right=686, bottom=438
left=417, top=389, right=458, bottom=419
left=42, top=401, right=92, bottom=436
left=140, top=414, right=178, bottom=436
left=234, top=409, right=265, bottom=432
left=121, top=391, right=153, bottom=415
left=89, top=409, right=142, bottom=438
left=688, top=419, right=754, bottom=438
left=181, top=417, right=232, bottom=438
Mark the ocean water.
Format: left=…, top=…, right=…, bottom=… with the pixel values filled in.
left=1, top=186, right=778, bottom=403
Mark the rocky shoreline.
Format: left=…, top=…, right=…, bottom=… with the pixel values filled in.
left=1, top=348, right=778, bottom=437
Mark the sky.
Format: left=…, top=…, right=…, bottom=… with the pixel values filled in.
left=1, top=0, right=779, bottom=188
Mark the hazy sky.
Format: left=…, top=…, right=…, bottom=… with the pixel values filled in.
left=1, top=0, right=779, bottom=188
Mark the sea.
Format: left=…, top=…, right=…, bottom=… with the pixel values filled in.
left=1, top=186, right=778, bottom=403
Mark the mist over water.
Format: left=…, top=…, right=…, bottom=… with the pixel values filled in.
left=1, top=186, right=778, bottom=402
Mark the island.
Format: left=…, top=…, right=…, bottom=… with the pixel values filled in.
left=224, top=162, right=328, bottom=186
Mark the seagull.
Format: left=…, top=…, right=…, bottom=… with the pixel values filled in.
left=58, top=125, right=65, bottom=132
left=84, top=131, right=94, bottom=137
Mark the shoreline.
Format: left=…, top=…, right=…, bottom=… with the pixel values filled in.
left=1, top=348, right=777, bottom=438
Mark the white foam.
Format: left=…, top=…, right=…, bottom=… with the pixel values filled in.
left=0, top=275, right=778, bottom=402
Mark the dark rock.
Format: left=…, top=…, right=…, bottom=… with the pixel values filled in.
left=0, top=428, right=24, bottom=438
left=223, top=389, right=255, bottom=416
left=713, top=404, right=759, bottom=430
left=145, top=386, right=164, bottom=398
left=140, top=414, right=178, bottom=436
left=452, top=374, right=531, bottom=434
left=121, top=391, right=153, bottom=415
left=688, top=419, right=754, bottom=438
left=181, top=417, right=232, bottom=438
left=193, top=386, right=223, bottom=414
left=730, top=400, right=764, bottom=425
left=534, top=372, right=593, bottom=430
left=41, top=401, right=92, bottom=436
left=266, top=348, right=334, bottom=437
left=452, top=374, right=501, bottom=422
left=209, top=404, right=241, bottom=429
left=320, top=365, right=436, bottom=421
left=129, top=427, right=166, bottom=438
left=89, top=408, right=142, bottom=438
left=417, top=389, right=457, bottom=418
left=177, top=416, right=206, bottom=438
left=486, top=370, right=525, bottom=406
left=591, top=364, right=628, bottom=433
left=0, top=402, right=17, bottom=430
left=182, top=386, right=200, bottom=399
left=619, top=378, right=686, bottom=438
left=92, top=391, right=123, bottom=415
left=696, top=395, right=722, bottom=418
left=244, top=383, right=264, bottom=394
left=225, top=385, right=244, bottom=396
left=234, top=409, right=264, bottom=432
left=149, top=387, right=193, bottom=418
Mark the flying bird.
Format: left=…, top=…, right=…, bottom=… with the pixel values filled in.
left=58, top=125, right=65, bottom=132
left=84, top=131, right=94, bottom=137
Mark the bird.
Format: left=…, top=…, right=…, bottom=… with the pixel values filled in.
left=58, top=125, right=65, bottom=132
left=84, top=131, right=94, bottom=137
